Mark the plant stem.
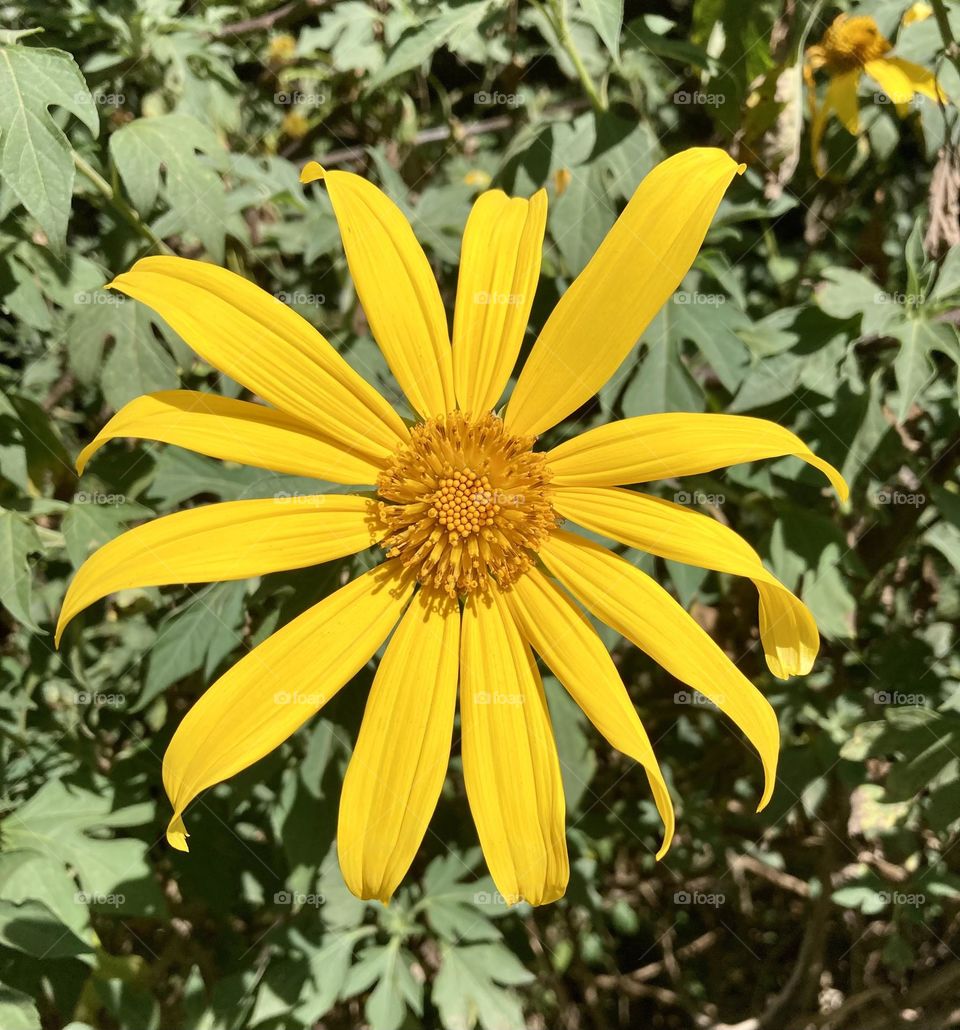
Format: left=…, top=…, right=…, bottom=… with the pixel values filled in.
left=72, top=151, right=173, bottom=255
left=546, top=0, right=607, bottom=112
left=929, top=0, right=960, bottom=79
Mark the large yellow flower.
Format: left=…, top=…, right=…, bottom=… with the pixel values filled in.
left=57, top=148, right=847, bottom=906
left=806, top=13, right=947, bottom=175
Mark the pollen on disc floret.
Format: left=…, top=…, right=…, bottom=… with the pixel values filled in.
left=376, top=411, right=557, bottom=597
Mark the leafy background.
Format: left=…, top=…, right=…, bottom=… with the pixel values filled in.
left=2, top=0, right=960, bottom=1028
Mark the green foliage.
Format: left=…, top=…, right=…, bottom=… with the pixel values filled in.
left=1, top=0, right=960, bottom=1028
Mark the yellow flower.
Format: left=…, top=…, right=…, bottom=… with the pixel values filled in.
left=266, top=33, right=297, bottom=66
left=57, top=148, right=847, bottom=907
left=902, top=2, right=932, bottom=26
left=463, top=169, right=492, bottom=189
left=553, top=168, right=573, bottom=196
left=805, top=13, right=947, bottom=175
left=281, top=110, right=309, bottom=139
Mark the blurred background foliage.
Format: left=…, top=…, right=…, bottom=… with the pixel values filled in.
left=1, top=0, right=960, bottom=1027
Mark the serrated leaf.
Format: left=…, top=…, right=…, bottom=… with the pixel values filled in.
left=434, top=942, right=532, bottom=1030
left=367, top=2, right=492, bottom=89
left=817, top=267, right=898, bottom=337
left=0, top=43, right=98, bottom=251
left=0, top=507, right=42, bottom=629
left=141, top=580, right=246, bottom=704
left=109, top=113, right=228, bottom=261
left=69, top=294, right=181, bottom=408
left=887, top=316, right=960, bottom=422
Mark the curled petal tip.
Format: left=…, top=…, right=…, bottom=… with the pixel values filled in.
left=736, top=161, right=747, bottom=175
left=167, top=814, right=190, bottom=852
left=299, top=161, right=327, bottom=185
left=756, top=780, right=775, bottom=814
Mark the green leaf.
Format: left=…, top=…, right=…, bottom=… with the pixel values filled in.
left=0, top=42, right=98, bottom=251
left=109, top=113, right=228, bottom=261
left=367, top=2, right=493, bottom=89
left=346, top=940, right=423, bottom=1030
left=0, top=898, right=91, bottom=959
left=887, top=316, right=960, bottom=423
left=434, top=942, right=533, bottom=1030
left=0, top=507, right=42, bottom=630
left=141, top=580, right=247, bottom=703
left=0, top=986, right=41, bottom=1030
left=70, top=294, right=181, bottom=409
left=61, top=498, right=154, bottom=568
left=817, top=268, right=899, bottom=337
left=578, top=0, right=624, bottom=60
left=1, top=779, right=159, bottom=911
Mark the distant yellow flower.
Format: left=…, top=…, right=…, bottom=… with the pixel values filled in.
left=553, top=167, right=573, bottom=196
left=902, top=2, right=932, bottom=26
left=463, top=169, right=492, bottom=189
left=58, top=149, right=847, bottom=906
left=281, top=110, right=309, bottom=139
left=806, top=13, right=947, bottom=174
left=266, top=33, right=297, bottom=66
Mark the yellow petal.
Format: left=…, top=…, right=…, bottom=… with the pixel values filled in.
left=540, top=531, right=780, bottom=812
left=56, top=495, right=381, bottom=645
left=867, top=56, right=946, bottom=104
left=337, top=590, right=459, bottom=902
left=902, top=2, right=932, bottom=27
left=504, top=149, right=743, bottom=437
left=452, top=189, right=548, bottom=415
left=553, top=487, right=819, bottom=679
left=810, top=70, right=861, bottom=176
left=829, top=69, right=862, bottom=134
left=460, top=586, right=568, bottom=905
left=301, top=162, right=455, bottom=419
left=505, top=567, right=675, bottom=856
left=109, top=256, right=407, bottom=464
left=76, top=390, right=384, bottom=484
left=546, top=412, right=848, bottom=501
left=164, top=560, right=413, bottom=851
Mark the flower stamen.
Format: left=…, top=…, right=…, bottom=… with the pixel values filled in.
left=377, top=412, right=556, bottom=596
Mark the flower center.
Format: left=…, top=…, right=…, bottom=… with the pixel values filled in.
left=376, top=412, right=556, bottom=596
left=820, top=15, right=891, bottom=71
